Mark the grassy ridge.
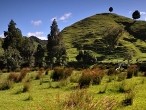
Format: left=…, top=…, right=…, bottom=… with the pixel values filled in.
left=61, top=13, right=146, bottom=61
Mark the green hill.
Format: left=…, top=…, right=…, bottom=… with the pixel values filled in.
left=61, top=13, right=146, bottom=62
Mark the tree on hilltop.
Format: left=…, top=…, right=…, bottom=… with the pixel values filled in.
left=132, top=10, right=140, bottom=20
left=109, top=7, right=113, bottom=13
left=2, top=19, right=22, bottom=50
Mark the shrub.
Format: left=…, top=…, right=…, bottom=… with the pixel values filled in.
left=0, top=80, right=13, bottom=90
left=17, top=68, right=30, bottom=82
left=63, top=90, right=118, bottom=110
left=22, top=82, right=30, bottom=92
left=117, top=72, right=127, bottom=81
left=70, top=71, right=81, bottom=83
left=8, top=72, right=19, bottom=82
left=45, top=68, right=50, bottom=75
left=127, top=65, right=138, bottom=78
left=122, top=91, right=135, bottom=106
left=35, top=68, right=44, bottom=80
left=51, top=67, right=73, bottom=81
left=107, top=67, right=117, bottom=75
left=63, top=90, right=93, bottom=108
left=79, top=68, right=104, bottom=88
left=118, top=81, right=134, bottom=93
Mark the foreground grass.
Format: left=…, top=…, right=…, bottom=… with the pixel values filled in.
left=0, top=71, right=146, bottom=110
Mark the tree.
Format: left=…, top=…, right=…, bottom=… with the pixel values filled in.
left=35, top=44, right=45, bottom=67
left=47, top=19, right=67, bottom=67
left=76, top=50, right=97, bottom=65
left=132, top=10, right=140, bottom=20
left=20, top=37, right=35, bottom=67
left=109, top=7, right=113, bottom=13
left=3, top=47, right=22, bottom=71
left=2, top=19, right=23, bottom=50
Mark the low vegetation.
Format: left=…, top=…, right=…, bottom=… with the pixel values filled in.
left=0, top=65, right=145, bottom=110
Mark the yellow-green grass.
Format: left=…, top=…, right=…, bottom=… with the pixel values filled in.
left=0, top=70, right=146, bottom=110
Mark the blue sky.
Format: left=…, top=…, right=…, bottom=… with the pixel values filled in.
left=0, top=0, right=146, bottom=40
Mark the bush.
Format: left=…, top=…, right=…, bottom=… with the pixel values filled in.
left=79, top=68, right=104, bottom=88
left=107, top=67, right=117, bottom=75
left=0, top=80, right=13, bottom=90
left=117, top=72, right=127, bottom=81
left=63, top=90, right=118, bottom=110
left=35, top=68, right=44, bottom=80
left=8, top=72, right=19, bottom=82
left=22, top=82, right=30, bottom=92
left=118, top=81, right=134, bottom=93
left=70, top=71, right=81, bottom=83
left=17, top=69, right=28, bottom=82
left=127, top=65, right=138, bottom=79
left=122, top=91, right=135, bottom=106
left=51, top=67, right=73, bottom=81
left=63, top=90, right=93, bottom=108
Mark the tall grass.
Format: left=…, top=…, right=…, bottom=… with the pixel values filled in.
left=8, top=68, right=29, bottom=82
left=35, top=68, right=44, bottom=80
left=79, top=68, right=104, bottom=88
left=51, top=67, right=73, bottom=81
left=0, top=80, right=13, bottom=90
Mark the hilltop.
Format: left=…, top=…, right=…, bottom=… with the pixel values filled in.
left=61, top=13, right=146, bottom=62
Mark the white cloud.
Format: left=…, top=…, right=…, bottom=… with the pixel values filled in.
left=27, top=32, right=47, bottom=40
left=50, top=12, right=72, bottom=22
left=0, top=33, right=4, bottom=38
left=51, top=17, right=57, bottom=22
left=140, top=11, right=146, bottom=15
left=31, top=20, right=42, bottom=26
left=59, top=12, right=72, bottom=21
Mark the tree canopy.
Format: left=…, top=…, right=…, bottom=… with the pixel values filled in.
left=132, top=10, right=140, bottom=20
left=109, top=7, right=113, bottom=13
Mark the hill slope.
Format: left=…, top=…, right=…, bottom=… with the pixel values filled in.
left=61, top=13, right=146, bottom=62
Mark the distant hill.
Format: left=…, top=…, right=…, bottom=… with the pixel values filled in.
left=28, top=36, right=47, bottom=47
left=61, top=13, right=146, bottom=62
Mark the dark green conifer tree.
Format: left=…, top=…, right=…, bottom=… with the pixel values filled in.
left=47, top=19, right=67, bottom=67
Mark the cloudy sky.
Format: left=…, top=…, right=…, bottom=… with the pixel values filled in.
left=0, top=0, right=146, bottom=40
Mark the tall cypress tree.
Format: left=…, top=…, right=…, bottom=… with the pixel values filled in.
left=47, top=19, right=67, bottom=66
left=2, top=20, right=23, bottom=71
left=2, top=19, right=22, bottom=50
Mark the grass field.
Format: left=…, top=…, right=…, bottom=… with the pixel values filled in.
left=0, top=67, right=146, bottom=110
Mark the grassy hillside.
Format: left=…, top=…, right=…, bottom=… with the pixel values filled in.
left=61, top=13, right=146, bottom=62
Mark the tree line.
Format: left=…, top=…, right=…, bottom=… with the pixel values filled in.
left=0, top=19, right=67, bottom=71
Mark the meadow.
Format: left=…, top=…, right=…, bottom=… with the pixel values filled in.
left=0, top=66, right=146, bottom=110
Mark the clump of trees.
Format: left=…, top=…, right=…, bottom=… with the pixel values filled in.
left=0, top=20, right=45, bottom=71
left=76, top=50, right=97, bottom=66
left=0, top=19, right=67, bottom=71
